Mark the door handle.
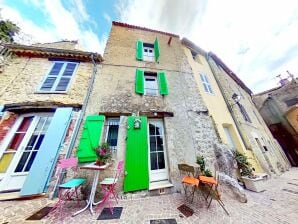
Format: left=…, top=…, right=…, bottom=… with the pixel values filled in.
left=124, top=171, right=128, bottom=176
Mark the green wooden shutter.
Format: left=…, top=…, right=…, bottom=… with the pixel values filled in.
left=76, top=115, right=105, bottom=163
left=154, top=37, right=160, bottom=62
left=158, top=71, right=169, bottom=95
left=124, top=116, right=149, bottom=192
left=135, top=68, right=144, bottom=94
left=136, top=40, right=143, bottom=61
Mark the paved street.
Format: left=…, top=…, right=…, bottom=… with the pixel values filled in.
left=1, top=168, right=298, bottom=224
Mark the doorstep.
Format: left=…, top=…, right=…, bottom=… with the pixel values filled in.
left=149, top=180, right=173, bottom=191
left=0, top=192, right=45, bottom=201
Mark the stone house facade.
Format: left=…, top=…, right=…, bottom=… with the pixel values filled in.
left=181, top=38, right=263, bottom=173
left=253, top=78, right=298, bottom=166
left=0, top=41, right=102, bottom=197
left=76, top=22, right=240, bottom=196
left=207, top=53, right=290, bottom=175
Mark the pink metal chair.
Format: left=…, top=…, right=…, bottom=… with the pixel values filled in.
left=96, top=160, right=124, bottom=214
left=51, top=157, right=86, bottom=219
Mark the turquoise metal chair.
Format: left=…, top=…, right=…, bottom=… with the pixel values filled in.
left=51, top=157, right=86, bottom=219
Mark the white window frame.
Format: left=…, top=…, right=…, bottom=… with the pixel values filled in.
left=104, top=118, right=120, bottom=152
left=37, top=61, right=78, bottom=93
left=144, top=73, right=158, bottom=96
left=200, top=73, right=213, bottom=94
left=143, top=43, right=155, bottom=62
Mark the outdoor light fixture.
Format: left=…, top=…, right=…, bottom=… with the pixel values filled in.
left=232, top=93, right=241, bottom=103
left=134, top=117, right=142, bottom=129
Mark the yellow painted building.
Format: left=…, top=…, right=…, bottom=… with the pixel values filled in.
left=182, top=38, right=263, bottom=172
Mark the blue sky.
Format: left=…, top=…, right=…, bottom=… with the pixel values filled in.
left=0, top=0, right=297, bottom=93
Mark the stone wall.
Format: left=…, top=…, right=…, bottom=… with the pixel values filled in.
left=82, top=24, right=243, bottom=198
left=208, top=57, right=289, bottom=174
left=0, top=56, right=93, bottom=107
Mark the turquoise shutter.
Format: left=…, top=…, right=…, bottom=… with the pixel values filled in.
left=135, top=69, right=144, bottom=94
left=20, top=107, right=73, bottom=196
left=136, top=40, right=143, bottom=61
left=154, top=37, right=160, bottom=62
left=158, top=71, right=169, bottom=95
left=124, top=116, right=149, bottom=192
left=76, top=115, right=105, bottom=163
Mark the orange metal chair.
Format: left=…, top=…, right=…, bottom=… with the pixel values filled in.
left=178, top=164, right=199, bottom=203
left=198, top=174, right=229, bottom=215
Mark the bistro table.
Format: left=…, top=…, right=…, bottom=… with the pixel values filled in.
left=73, top=162, right=110, bottom=216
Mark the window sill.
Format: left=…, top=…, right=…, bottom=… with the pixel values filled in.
left=144, top=94, right=160, bottom=97
left=35, top=91, right=68, bottom=95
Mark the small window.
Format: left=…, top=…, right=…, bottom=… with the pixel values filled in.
left=223, top=126, right=236, bottom=148
left=199, top=73, right=213, bottom=94
left=143, top=43, right=155, bottom=62
left=104, top=118, right=120, bottom=151
left=144, top=73, right=158, bottom=96
left=39, top=61, right=78, bottom=92
left=191, top=50, right=197, bottom=60
left=238, top=103, right=252, bottom=123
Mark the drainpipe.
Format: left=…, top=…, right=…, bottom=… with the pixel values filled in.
left=206, top=52, right=250, bottom=150
left=51, top=54, right=99, bottom=198
left=65, top=54, right=98, bottom=158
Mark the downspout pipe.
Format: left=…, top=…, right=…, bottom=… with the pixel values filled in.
left=65, top=53, right=98, bottom=158
left=51, top=54, right=99, bottom=198
left=206, top=52, right=250, bottom=150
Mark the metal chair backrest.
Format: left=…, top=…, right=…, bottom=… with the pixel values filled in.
left=113, top=160, right=124, bottom=183
left=178, top=163, right=195, bottom=177
left=57, top=157, right=78, bottom=169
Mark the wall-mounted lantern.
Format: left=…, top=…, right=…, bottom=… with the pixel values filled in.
left=232, top=93, right=241, bottom=103
left=134, top=117, right=142, bottom=129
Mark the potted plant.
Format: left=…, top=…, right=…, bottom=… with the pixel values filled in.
left=95, top=143, right=112, bottom=166
left=234, top=151, right=268, bottom=192
left=196, top=156, right=213, bottom=177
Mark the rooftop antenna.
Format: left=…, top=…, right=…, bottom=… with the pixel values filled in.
left=286, top=70, right=295, bottom=81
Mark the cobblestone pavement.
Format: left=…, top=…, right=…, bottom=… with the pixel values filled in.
left=1, top=168, right=298, bottom=224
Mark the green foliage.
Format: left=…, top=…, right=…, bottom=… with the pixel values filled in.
left=196, top=155, right=213, bottom=177
left=196, top=155, right=205, bottom=172
left=0, top=19, right=20, bottom=43
left=235, top=151, right=254, bottom=177
left=204, top=169, right=213, bottom=177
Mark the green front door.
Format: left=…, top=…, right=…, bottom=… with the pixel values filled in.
left=123, top=116, right=149, bottom=192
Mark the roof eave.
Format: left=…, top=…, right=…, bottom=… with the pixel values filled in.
left=3, top=43, right=104, bottom=63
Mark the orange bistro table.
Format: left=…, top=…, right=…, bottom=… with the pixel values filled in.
left=73, top=162, right=110, bottom=216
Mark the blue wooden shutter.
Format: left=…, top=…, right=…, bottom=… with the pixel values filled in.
left=20, top=107, right=73, bottom=196
left=55, top=63, right=77, bottom=91
left=40, top=62, right=64, bottom=91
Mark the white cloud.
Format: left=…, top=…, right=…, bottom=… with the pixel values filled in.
left=0, top=0, right=105, bottom=53
left=115, top=0, right=298, bottom=93
left=103, top=12, right=111, bottom=23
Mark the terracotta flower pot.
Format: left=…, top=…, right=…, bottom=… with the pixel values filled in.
left=95, top=160, right=106, bottom=166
